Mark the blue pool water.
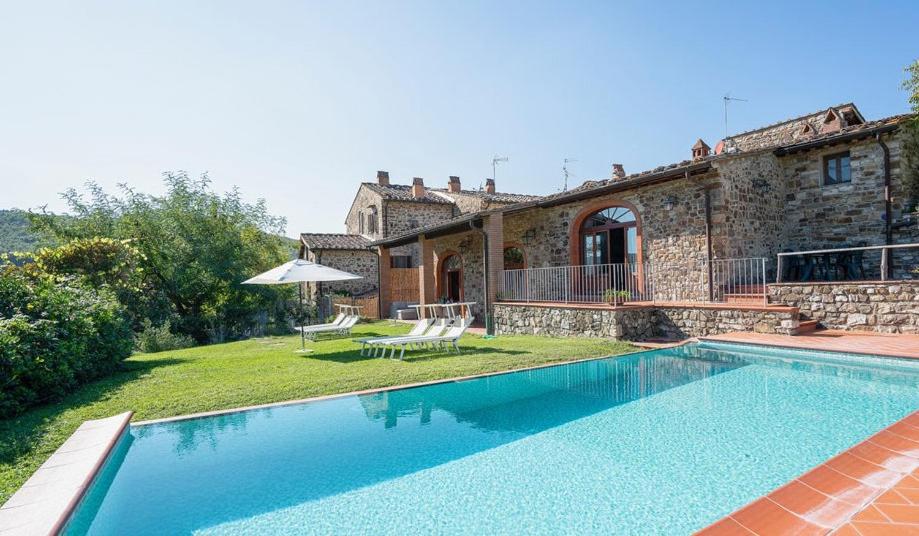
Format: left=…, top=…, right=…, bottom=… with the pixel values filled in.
left=66, top=343, right=919, bottom=535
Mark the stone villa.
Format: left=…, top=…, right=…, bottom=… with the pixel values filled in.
left=300, top=103, right=917, bottom=337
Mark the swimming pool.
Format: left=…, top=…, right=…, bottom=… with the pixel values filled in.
left=65, top=342, right=919, bottom=535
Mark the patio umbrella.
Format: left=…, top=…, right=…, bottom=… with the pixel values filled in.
left=242, top=259, right=362, bottom=352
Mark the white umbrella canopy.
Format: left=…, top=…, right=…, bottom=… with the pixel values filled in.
left=242, top=259, right=362, bottom=285
left=242, top=259, right=362, bottom=352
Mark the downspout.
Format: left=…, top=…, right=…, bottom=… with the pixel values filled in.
left=469, top=219, right=492, bottom=335
left=877, top=133, right=892, bottom=280
left=876, top=133, right=892, bottom=245
left=703, top=187, right=714, bottom=301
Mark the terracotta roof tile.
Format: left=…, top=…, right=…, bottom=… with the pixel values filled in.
left=300, top=233, right=371, bottom=250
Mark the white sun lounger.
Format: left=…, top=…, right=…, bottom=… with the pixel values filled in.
left=356, top=317, right=435, bottom=356
left=368, top=319, right=454, bottom=357
left=378, top=317, right=473, bottom=359
left=302, top=314, right=360, bottom=340
left=363, top=318, right=454, bottom=357
left=298, top=313, right=345, bottom=334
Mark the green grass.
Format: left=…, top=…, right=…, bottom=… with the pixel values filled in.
left=0, top=321, right=636, bottom=503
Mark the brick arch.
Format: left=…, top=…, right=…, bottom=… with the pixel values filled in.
left=502, top=241, right=527, bottom=270
left=568, top=199, right=644, bottom=266
left=435, top=249, right=463, bottom=300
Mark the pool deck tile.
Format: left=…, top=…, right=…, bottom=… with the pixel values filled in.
left=0, top=411, right=132, bottom=536
left=701, top=331, right=919, bottom=359
left=697, top=411, right=919, bottom=536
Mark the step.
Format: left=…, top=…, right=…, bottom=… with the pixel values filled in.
left=791, top=320, right=821, bottom=335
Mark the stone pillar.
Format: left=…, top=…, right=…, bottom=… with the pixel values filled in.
left=484, top=212, right=504, bottom=311
left=418, top=234, right=436, bottom=316
left=377, top=246, right=391, bottom=318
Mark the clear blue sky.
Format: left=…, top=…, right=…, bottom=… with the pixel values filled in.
left=1, top=1, right=916, bottom=236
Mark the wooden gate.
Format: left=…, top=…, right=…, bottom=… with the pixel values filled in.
left=390, top=268, right=420, bottom=302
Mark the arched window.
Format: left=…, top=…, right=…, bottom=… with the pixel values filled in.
left=503, top=246, right=526, bottom=270
left=367, top=206, right=378, bottom=235
left=580, top=206, right=638, bottom=265
left=439, top=254, right=463, bottom=302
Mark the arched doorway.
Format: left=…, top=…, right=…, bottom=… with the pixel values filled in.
left=578, top=206, right=639, bottom=265
left=439, top=253, right=463, bottom=302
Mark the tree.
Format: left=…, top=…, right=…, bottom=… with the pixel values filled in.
left=903, top=59, right=919, bottom=210
left=29, top=172, right=293, bottom=342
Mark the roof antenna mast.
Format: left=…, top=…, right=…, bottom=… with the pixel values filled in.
left=562, top=158, right=577, bottom=191
left=723, top=93, right=748, bottom=138
left=491, top=155, right=508, bottom=184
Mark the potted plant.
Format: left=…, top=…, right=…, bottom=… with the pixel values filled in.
left=603, top=289, right=631, bottom=306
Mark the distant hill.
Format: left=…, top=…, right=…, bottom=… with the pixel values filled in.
left=0, top=209, right=46, bottom=253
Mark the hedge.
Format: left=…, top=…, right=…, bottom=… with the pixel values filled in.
left=0, top=267, right=133, bottom=418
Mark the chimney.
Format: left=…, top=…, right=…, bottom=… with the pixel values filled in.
left=412, top=177, right=425, bottom=198
left=448, top=176, right=461, bottom=193
left=485, top=178, right=495, bottom=194
left=611, top=164, right=626, bottom=180
left=692, top=139, right=711, bottom=161
left=376, top=170, right=390, bottom=185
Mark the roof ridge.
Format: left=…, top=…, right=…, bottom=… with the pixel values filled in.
left=725, top=102, right=857, bottom=140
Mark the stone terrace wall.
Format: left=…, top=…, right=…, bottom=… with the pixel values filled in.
left=494, top=303, right=797, bottom=339
left=769, top=281, right=918, bottom=333
left=494, top=304, right=655, bottom=340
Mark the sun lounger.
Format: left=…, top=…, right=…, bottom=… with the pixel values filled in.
left=302, top=314, right=360, bottom=340
left=367, top=319, right=454, bottom=357
left=378, top=317, right=473, bottom=359
left=297, top=313, right=345, bottom=334
left=356, top=317, right=434, bottom=356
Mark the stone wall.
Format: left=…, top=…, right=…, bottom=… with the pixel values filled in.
left=715, top=152, right=785, bottom=268
left=500, top=174, right=722, bottom=302
left=494, top=304, right=656, bottom=340
left=344, top=186, right=383, bottom=237
left=305, top=249, right=379, bottom=299
left=768, top=281, right=918, bottom=333
left=494, top=303, right=797, bottom=339
left=385, top=200, right=456, bottom=238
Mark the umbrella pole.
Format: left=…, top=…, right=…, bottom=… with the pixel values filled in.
left=299, top=283, right=306, bottom=351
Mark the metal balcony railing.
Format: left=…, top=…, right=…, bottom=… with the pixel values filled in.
left=500, top=258, right=768, bottom=306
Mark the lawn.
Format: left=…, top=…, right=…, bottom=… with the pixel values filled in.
left=0, top=321, right=635, bottom=503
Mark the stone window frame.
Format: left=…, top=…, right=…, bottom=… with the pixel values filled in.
left=823, top=151, right=852, bottom=186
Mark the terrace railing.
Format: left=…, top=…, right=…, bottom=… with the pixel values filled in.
left=500, top=257, right=768, bottom=306
left=776, top=243, right=919, bottom=283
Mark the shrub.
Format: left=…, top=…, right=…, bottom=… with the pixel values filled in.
left=134, top=319, right=195, bottom=353
left=0, top=267, right=133, bottom=418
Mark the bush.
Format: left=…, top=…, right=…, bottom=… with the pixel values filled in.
left=134, top=319, right=195, bottom=353
left=0, top=267, right=133, bottom=418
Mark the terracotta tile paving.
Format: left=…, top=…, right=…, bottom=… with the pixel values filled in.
left=695, top=411, right=919, bottom=536
left=702, top=330, right=919, bottom=359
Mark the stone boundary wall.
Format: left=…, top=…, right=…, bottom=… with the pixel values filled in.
left=768, top=281, right=918, bottom=334
left=494, top=303, right=797, bottom=340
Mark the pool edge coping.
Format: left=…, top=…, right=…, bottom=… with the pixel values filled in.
left=695, top=410, right=919, bottom=536
left=0, top=411, right=132, bottom=536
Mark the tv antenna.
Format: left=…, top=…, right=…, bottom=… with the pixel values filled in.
left=562, top=158, right=577, bottom=191
left=491, top=155, right=508, bottom=183
left=723, top=93, right=748, bottom=138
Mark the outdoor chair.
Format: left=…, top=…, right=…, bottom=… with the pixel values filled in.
left=368, top=319, right=455, bottom=357
left=356, top=317, right=434, bottom=356
left=297, top=313, right=345, bottom=334
left=376, top=317, right=474, bottom=360
left=302, top=314, right=360, bottom=340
